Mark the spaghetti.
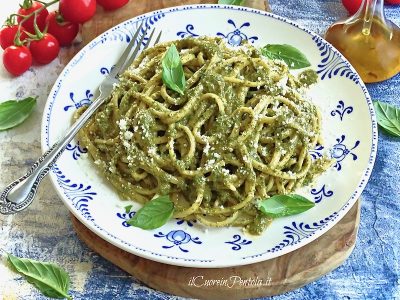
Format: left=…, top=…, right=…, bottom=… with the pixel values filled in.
left=75, top=37, right=331, bottom=235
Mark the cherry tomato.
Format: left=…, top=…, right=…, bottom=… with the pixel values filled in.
left=0, top=25, right=28, bottom=50
left=342, top=0, right=362, bottom=15
left=385, top=0, right=400, bottom=4
left=46, top=11, right=79, bottom=46
left=97, top=0, right=129, bottom=11
left=3, top=45, right=32, bottom=76
left=59, top=0, right=96, bottom=24
left=17, top=1, right=49, bottom=34
left=29, top=33, right=60, bottom=64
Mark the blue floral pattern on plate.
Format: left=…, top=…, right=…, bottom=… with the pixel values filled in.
left=331, top=135, right=360, bottom=171
left=154, top=230, right=202, bottom=253
left=265, top=213, right=339, bottom=253
left=100, top=66, right=112, bottom=75
left=311, top=184, right=334, bottom=203
left=216, top=19, right=258, bottom=46
left=177, top=24, right=199, bottom=38
left=64, top=90, right=93, bottom=111
left=331, top=100, right=354, bottom=121
left=309, top=144, right=324, bottom=160
left=117, top=210, right=136, bottom=227
left=312, top=35, right=359, bottom=84
left=66, top=141, right=87, bottom=160
left=107, top=13, right=166, bottom=43
left=176, top=219, right=197, bottom=227
left=225, top=234, right=252, bottom=251
left=53, top=165, right=96, bottom=221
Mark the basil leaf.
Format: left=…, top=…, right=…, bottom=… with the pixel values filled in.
left=127, top=195, right=174, bottom=230
left=373, top=100, right=400, bottom=137
left=258, top=194, right=315, bottom=218
left=124, top=204, right=133, bottom=213
left=162, top=44, right=186, bottom=95
left=261, top=44, right=311, bottom=69
left=218, top=0, right=245, bottom=5
left=7, top=253, right=72, bottom=299
left=0, top=97, right=37, bottom=131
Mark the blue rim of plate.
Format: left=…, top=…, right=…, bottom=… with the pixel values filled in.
left=41, top=4, right=378, bottom=267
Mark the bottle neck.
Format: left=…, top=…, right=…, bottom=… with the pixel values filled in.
left=363, top=0, right=385, bottom=32
left=345, top=0, right=392, bottom=38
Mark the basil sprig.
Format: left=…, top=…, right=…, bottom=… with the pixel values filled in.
left=7, top=253, right=72, bottom=299
left=127, top=195, right=174, bottom=230
left=0, top=96, right=37, bottom=131
left=258, top=194, right=315, bottom=218
left=218, top=0, right=245, bottom=5
left=161, top=44, right=186, bottom=95
left=261, top=44, right=311, bottom=69
left=373, top=100, right=400, bottom=137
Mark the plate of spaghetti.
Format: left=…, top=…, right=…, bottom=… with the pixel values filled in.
left=41, top=4, right=377, bottom=267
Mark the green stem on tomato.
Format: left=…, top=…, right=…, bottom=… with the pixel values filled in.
left=13, top=28, right=25, bottom=46
left=55, top=12, right=65, bottom=24
left=35, top=0, right=53, bottom=5
left=32, top=7, right=45, bottom=39
left=8, top=13, right=23, bottom=22
left=42, top=0, right=60, bottom=7
left=20, top=0, right=33, bottom=9
left=3, top=16, right=16, bottom=27
left=15, top=0, right=59, bottom=43
left=16, top=0, right=59, bottom=26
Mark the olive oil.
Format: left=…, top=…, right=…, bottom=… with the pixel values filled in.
left=325, top=0, right=400, bottom=83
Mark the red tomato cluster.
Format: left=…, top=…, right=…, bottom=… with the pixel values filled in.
left=342, top=0, right=400, bottom=15
left=0, top=0, right=130, bottom=76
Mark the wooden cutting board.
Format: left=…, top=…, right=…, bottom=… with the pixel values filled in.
left=71, top=200, right=360, bottom=299
left=68, top=1, right=362, bottom=299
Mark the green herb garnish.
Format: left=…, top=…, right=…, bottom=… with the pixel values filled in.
left=161, top=44, right=186, bottom=95
left=7, top=253, right=72, bottom=299
left=373, top=100, right=400, bottom=137
left=261, top=44, right=311, bottom=69
left=127, top=195, right=174, bottom=230
left=0, top=96, right=37, bottom=131
left=218, top=0, right=245, bottom=5
left=258, top=194, right=315, bottom=218
left=124, top=205, right=133, bottom=213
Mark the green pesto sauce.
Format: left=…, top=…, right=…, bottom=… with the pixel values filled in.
left=246, top=213, right=272, bottom=235
left=83, top=37, right=328, bottom=235
left=298, top=69, right=318, bottom=87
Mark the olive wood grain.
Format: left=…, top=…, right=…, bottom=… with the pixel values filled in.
left=71, top=200, right=360, bottom=299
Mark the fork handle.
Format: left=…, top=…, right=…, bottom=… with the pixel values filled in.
left=0, top=95, right=107, bottom=215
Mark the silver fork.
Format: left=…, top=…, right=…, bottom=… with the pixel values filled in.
left=0, top=23, right=162, bottom=215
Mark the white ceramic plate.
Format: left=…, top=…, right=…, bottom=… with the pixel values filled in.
left=41, top=4, right=377, bottom=268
